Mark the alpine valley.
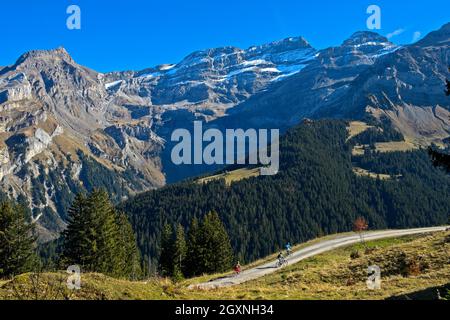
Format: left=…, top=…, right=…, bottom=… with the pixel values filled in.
left=0, top=22, right=449, bottom=242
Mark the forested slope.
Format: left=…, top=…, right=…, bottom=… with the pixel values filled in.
left=122, top=120, right=450, bottom=270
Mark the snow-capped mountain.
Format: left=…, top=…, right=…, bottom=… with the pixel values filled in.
left=103, top=36, right=317, bottom=119
left=213, top=28, right=449, bottom=142
left=212, top=31, right=402, bottom=129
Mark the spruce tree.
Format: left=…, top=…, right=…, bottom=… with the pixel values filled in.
left=199, top=211, right=233, bottom=274
left=115, top=211, right=142, bottom=279
left=172, top=224, right=187, bottom=280
left=159, top=223, right=174, bottom=277
left=85, top=189, right=119, bottom=275
left=185, top=217, right=202, bottom=277
left=0, top=202, right=37, bottom=277
left=62, top=190, right=141, bottom=279
left=62, top=193, right=94, bottom=268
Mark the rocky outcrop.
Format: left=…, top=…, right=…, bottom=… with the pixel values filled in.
left=0, top=147, right=12, bottom=181
left=23, top=129, right=52, bottom=163
left=0, top=73, right=32, bottom=106
left=23, top=127, right=63, bottom=164
left=0, top=84, right=32, bottom=104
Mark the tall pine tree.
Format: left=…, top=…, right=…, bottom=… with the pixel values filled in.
left=159, top=213, right=234, bottom=278
left=62, top=193, right=94, bottom=268
left=0, top=202, right=37, bottom=277
left=172, top=224, right=187, bottom=280
left=185, top=217, right=202, bottom=277
left=62, top=190, right=141, bottom=278
left=115, top=211, right=142, bottom=279
left=159, top=223, right=174, bottom=277
left=86, top=189, right=120, bottom=275
left=199, top=211, right=234, bottom=274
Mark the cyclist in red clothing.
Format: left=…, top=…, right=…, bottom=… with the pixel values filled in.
left=234, top=262, right=242, bottom=275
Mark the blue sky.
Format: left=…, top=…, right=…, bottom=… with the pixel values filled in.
left=1, top=0, right=449, bottom=72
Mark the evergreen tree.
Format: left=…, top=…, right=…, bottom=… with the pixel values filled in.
left=172, top=224, right=187, bottom=280
left=158, top=214, right=233, bottom=278
left=62, top=190, right=140, bottom=278
left=199, top=211, right=233, bottom=274
left=85, top=189, right=120, bottom=275
left=159, top=223, right=174, bottom=277
left=0, top=202, right=37, bottom=277
left=185, top=217, right=202, bottom=277
left=62, top=193, right=94, bottom=268
left=115, top=211, right=142, bottom=279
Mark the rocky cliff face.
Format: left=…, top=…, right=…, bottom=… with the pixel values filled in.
left=0, top=48, right=165, bottom=241
left=0, top=24, right=449, bottom=240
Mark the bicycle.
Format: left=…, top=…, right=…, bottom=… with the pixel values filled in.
left=276, top=257, right=289, bottom=268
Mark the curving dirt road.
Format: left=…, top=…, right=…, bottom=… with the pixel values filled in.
left=189, top=226, right=448, bottom=290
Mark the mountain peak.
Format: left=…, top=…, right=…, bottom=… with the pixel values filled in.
left=14, top=47, right=73, bottom=67
left=247, top=36, right=313, bottom=55
left=415, top=22, right=450, bottom=47
left=342, top=31, right=390, bottom=46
